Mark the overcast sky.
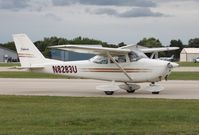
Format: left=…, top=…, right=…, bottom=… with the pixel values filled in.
left=0, top=0, right=199, bottom=45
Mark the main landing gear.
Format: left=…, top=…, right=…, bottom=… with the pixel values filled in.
left=96, top=81, right=119, bottom=95
left=152, top=91, right=160, bottom=94
left=119, top=83, right=141, bottom=94
left=104, top=91, right=114, bottom=95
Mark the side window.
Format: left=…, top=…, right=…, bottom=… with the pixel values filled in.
left=118, top=55, right=126, bottom=63
left=128, top=51, right=139, bottom=62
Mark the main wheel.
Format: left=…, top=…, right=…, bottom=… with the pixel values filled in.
left=126, top=90, right=135, bottom=93
left=152, top=91, right=160, bottom=94
left=104, top=91, right=114, bottom=95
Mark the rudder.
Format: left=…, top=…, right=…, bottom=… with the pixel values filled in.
left=13, top=34, right=46, bottom=67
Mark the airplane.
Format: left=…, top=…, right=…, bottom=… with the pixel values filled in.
left=13, top=34, right=179, bottom=95
left=158, top=55, right=174, bottom=61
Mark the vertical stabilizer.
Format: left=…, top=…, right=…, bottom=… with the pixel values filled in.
left=13, top=34, right=46, bottom=67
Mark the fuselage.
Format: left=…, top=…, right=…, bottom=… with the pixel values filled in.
left=30, top=57, right=175, bottom=83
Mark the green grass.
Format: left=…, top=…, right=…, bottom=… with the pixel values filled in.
left=0, top=96, right=199, bottom=135
left=0, top=71, right=69, bottom=79
left=178, top=62, right=199, bottom=67
left=0, top=62, right=20, bottom=67
left=169, top=72, right=199, bottom=80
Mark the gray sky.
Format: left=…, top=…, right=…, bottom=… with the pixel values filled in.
left=0, top=0, right=199, bottom=45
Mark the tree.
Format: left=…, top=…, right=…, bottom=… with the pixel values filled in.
left=188, top=38, right=199, bottom=48
left=137, top=37, right=162, bottom=48
left=118, top=42, right=126, bottom=47
left=0, top=36, right=126, bottom=58
left=137, top=37, right=164, bottom=57
left=1, top=42, right=16, bottom=51
left=169, top=39, right=184, bottom=59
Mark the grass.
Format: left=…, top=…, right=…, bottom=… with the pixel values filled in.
left=168, top=72, right=199, bottom=80
left=0, top=96, right=199, bottom=135
left=178, top=62, right=199, bottom=67
left=0, top=62, right=20, bottom=67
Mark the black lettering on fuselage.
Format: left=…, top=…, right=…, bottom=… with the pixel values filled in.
left=52, top=65, right=78, bottom=74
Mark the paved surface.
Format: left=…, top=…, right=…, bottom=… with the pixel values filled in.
left=0, top=67, right=27, bottom=72
left=0, top=79, right=199, bottom=99
left=173, top=67, right=199, bottom=72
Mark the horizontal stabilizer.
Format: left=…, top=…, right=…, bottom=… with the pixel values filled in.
left=10, top=66, right=44, bottom=70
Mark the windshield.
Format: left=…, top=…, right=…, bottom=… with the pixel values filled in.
left=91, top=56, right=108, bottom=64
left=128, top=50, right=148, bottom=62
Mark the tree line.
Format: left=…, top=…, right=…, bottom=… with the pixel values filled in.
left=0, top=36, right=126, bottom=58
left=0, top=36, right=199, bottom=59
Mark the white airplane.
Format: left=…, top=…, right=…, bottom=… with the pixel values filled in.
left=13, top=34, right=179, bottom=95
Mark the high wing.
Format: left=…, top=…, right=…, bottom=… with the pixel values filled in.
left=50, top=44, right=179, bottom=55
left=120, top=44, right=179, bottom=53
left=141, top=47, right=179, bottom=53
left=49, top=45, right=131, bottom=55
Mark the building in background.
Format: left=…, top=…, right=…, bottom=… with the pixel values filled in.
left=51, top=49, right=94, bottom=61
left=0, top=46, right=18, bottom=63
left=50, top=45, right=100, bottom=61
left=180, top=48, right=199, bottom=62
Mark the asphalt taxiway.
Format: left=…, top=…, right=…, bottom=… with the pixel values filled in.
left=0, top=79, right=199, bottom=99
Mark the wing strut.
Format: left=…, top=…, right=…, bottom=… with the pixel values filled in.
left=106, top=52, right=133, bottom=81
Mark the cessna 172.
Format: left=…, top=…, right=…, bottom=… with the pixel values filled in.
left=13, top=34, right=179, bottom=95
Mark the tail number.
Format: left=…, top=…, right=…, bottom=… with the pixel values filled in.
left=52, top=65, right=77, bottom=74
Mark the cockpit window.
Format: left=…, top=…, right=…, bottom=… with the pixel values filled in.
left=128, top=50, right=148, bottom=62
left=91, top=56, right=108, bottom=64
left=128, top=51, right=139, bottom=62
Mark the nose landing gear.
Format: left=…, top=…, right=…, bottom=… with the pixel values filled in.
left=144, top=82, right=164, bottom=94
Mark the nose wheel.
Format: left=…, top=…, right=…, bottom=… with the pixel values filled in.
left=143, top=82, right=164, bottom=94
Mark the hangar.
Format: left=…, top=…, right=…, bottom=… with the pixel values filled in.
left=0, top=46, right=18, bottom=62
left=51, top=49, right=94, bottom=61
left=50, top=45, right=99, bottom=61
left=180, top=48, right=199, bottom=62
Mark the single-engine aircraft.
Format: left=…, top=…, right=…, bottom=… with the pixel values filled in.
left=13, top=34, right=179, bottom=95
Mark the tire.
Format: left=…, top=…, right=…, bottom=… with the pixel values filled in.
left=104, top=91, right=114, bottom=95
left=126, top=90, right=135, bottom=93
left=152, top=92, right=160, bottom=94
